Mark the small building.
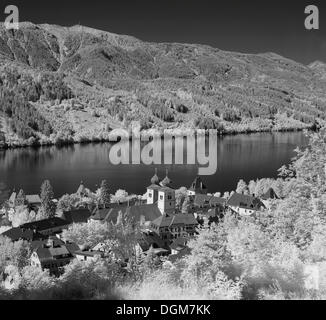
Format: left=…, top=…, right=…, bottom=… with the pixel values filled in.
left=136, top=229, right=170, bottom=257
left=169, top=236, right=189, bottom=255
left=75, top=249, right=104, bottom=262
left=227, top=193, right=266, bottom=216
left=8, top=192, right=41, bottom=209
left=150, top=213, right=198, bottom=246
left=30, top=240, right=74, bottom=276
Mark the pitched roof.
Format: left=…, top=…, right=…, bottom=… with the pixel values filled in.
left=62, top=209, right=92, bottom=224
left=91, top=203, right=129, bottom=221
left=104, top=204, right=162, bottom=224
left=152, top=214, right=198, bottom=228
left=26, top=195, right=41, bottom=204
left=194, top=194, right=226, bottom=207
left=189, top=176, right=208, bottom=193
left=2, top=227, right=44, bottom=242
left=170, top=236, right=189, bottom=250
left=137, top=230, right=168, bottom=251
left=9, top=192, right=16, bottom=203
left=36, top=244, right=72, bottom=261
left=261, top=188, right=279, bottom=200
left=227, top=193, right=265, bottom=211
left=21, top=217, right=70, bottom=232
left=31, top=236, right=65, bottom=251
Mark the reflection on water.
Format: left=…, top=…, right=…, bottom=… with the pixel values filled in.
left=0, top=132, right=309, bottom=197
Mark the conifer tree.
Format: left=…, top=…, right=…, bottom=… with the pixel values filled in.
left=100, top=180, right=110, bottom=207
left=39, top=180, right=55, bottom=219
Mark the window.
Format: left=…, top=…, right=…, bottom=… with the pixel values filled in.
left=160, top=195, right=163, bottom=200
left=168, top=195, right=172, bottom=200
left=149, top=193, right=152, bottom=198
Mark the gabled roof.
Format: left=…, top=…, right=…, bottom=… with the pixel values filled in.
left=189, top=176, right=208, bottom=193
left=227, top=193, right=265, bottom=211
left=9, top=192, right=16, bottom=203
left=104, top=204, right=162, bottom=224
left=194, top=194, right=226, bottom=207
left=2, top=227, right=45, bottom=242
left=31, top=236, right=64, bottom=251
left=261, top=188, right=279, bottom=200
left=91, top=203, right=129, bottom=221
left=21, top=217, right=70, bottom=232
left=62, top=209, right=92, bottom=224
left=137, top=230, right=168, bottom=251
left=36, top=244, right=72, bottom=261
left=152, top=214, right=198, bottom=228
left=26, top=195, right=41, bottom=204
left=170, top=236, right=189, bottom=251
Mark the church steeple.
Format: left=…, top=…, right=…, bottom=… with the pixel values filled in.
left=150, top=168, right=160, bottom=185
left=160, top=169, right=172, bottom=187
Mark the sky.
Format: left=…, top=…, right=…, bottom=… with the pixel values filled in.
left=1, top=0, right=326, bottom=64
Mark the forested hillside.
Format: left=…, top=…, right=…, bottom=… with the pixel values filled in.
left=0, top=22, right=325, bottom=147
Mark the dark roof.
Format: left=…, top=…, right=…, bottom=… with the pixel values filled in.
left=152, top=214, right=198, bottom=228
left=261, top=188, right=279, bottom=200
left=189, top=176, right=208, bottom=193
left=2, top=227, right=45, bottom=242
left=194, top=194, right=226, bottom=207
left=104, top=204, right=162, bottom=224
left=91, top=203, right=129, bottom=221
left=227, top=193, right=265, bottom=211
left=31, top=236, right=65, bottom=251
left=170, top=236, right=189, bottom=250
left=21, top=217, right=70, bottom=232
left=62, top=209, right=92, bottom=224
left=137, top=230, right=168, bottom=251
left=36, top=244, right=72, bottom=261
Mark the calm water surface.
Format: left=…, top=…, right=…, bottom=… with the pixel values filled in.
left=0, top=132, right=309, bottom=197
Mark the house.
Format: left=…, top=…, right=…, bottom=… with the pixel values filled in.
left=188, top=176, right=208, bottom=196
left=20, top=217, right=70, bottom=236
left=150, top=213, right=198, bottom=246
left=8, top=192, right=41, bottom=209
left=2, top=227, right=45, bottom=242
left=193, top=194, right=226, bottom=211
left=61, top=208, right=92, bottom=224
left=227, top=193, right=266, bottom=216
left=75, top=249, right=104, bottom=262
left=136, top=229, right=170, bottom=257
left=169, top=236, right=190, bottom=255
left=30, top=240, right=74, bottom=276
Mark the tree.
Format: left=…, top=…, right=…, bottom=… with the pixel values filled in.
left=175, top=187, right=188, bottom=210
left=99, top=180, right=110, bottom=207
left=62, top=220, right=113, bottom=248
left=0, top=182, right=9, bottom=206
left=236, top=179, right=249, bottom=194
left=8, top=206, right=37, bottom=227
left=111, top=189, right=128, bottom=203
left=39, top=180, right=55, bottom=219
left=181, top=196, right=192, bottom=214
left=0, top=236, right=30, bottom=274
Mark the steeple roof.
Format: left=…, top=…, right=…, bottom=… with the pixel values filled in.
left=160, top=169, right=172, bottom=187
left=189, top=176, right=207, bottom=194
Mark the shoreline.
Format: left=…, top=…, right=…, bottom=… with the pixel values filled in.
left=0, top=126, right=312, bottom=151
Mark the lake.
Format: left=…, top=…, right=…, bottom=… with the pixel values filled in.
left=0, top=131, right=309, bottom=197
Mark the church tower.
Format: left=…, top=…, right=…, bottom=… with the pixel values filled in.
left=157, top=169, right=175, bottom=215
left=147, top=169, right=161, bottom=204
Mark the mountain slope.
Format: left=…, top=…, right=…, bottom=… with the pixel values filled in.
left=0, top=22, right=325, bottom=147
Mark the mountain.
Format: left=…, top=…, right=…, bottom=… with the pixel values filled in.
left=0, top=22, right=325, bottom=147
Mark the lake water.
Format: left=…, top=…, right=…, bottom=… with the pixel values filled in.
left=0, top=132, right=309, bottom=197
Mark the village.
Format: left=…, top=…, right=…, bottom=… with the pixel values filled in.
left=0, top=169, right=279, bottom=288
